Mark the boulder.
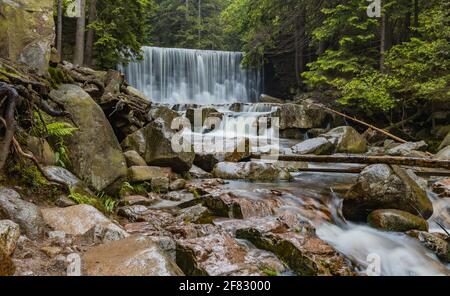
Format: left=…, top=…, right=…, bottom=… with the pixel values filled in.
left=83, top=236, right=183, bottom=276
left=322, top=126, right=368, bottom=154
left=438, top=131, right=450, bottom=151
left=176, top=233, right=286, bottom=276
left=408, top=231, right=450, bottom=263
left=119, top=195, right=158, bottom=207
left=49, top=85, right=127, bottom=191
left=186, top=107, right=223, bottom=127
left=122, top=120, right=195, bottom=173
left=432, top=178, right=450, bottom=198
left=236, top=220, right=354, bottom=276
left=387, top=141, right=428, bottom=156
left=147, top=105, right=179, bottom=125
left=0, top=0, right=55, bottom=74
left=275, top=102, right=328, bottom=130
left=151, top=177, right=170, bottom=193
left=176, top=205, right=213, bottom=224
left=212, top=162, right=291, bottom=181
left=41, top=205, right=127, bottom=237
left=204, top=192, right=280, bottom=219
left=343, top=165, right=433, bottom=221
left=127, top=86, right=148, bottom=102
left=25, top=136, right=55, bottom=165
left=128, top=166, right=172, bottom=183
left=0, top=187, right=45, bottom=239
left=169, top=179, right=186, bottom=191
left=43, top=166, right=92, bottom=196
left=368, top=209, right=428, bottom=232
left=0, top=220, right=20, bottom=258
left=123, top=150, right=147, bottom=167
left=189, top=165, right=212, bottom=179
left=435, top=146, right=450, bottom=160
left=291, top=137, right=334, bottom=155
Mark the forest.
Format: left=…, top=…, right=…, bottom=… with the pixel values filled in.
left=0, top=0, right=449, bottom=278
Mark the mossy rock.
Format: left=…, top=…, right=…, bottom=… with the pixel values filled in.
left=368, top=209, right=428, bottom=232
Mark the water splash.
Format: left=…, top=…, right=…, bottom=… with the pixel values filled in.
left=118, top=47, right=262, bottom=104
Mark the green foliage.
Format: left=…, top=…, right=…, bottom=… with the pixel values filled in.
left=69, top=190, right=117, bottom=214
left=119, top=181, right=151, bottom=197
left=91, top=0, right=157, bottom=69
left=262, top=268, right=279, bottom=277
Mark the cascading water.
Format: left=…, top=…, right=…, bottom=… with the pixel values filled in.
left=118, top=46, right=262, bottom=104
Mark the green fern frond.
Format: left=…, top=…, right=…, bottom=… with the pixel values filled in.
left=46, top=122, right=78, bottom=138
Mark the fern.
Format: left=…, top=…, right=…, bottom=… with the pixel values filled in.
left=68, top=190, right=117, bottom=214
left=46, top=122, right=79, bottom=138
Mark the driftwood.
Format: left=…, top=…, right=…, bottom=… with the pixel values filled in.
left=312, top=103, right=408, bottom=144
left=251, top=154, right=450, bottom=169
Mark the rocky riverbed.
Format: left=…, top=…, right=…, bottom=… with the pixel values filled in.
left=1, top=56, right=450, bottom=276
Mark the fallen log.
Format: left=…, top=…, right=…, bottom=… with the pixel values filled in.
left=251, top=154, right=450, bottom=169
left=311, top=103, right=408, bottom=144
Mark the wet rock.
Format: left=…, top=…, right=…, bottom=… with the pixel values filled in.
left=272, top=161, right=308, bottom=172
left=43, top=166, right=92, bottom=196
left=55, top=196, right=77, bottom=208
left=212, top=161, right=291, bottom=181
left=49, top=85, right=128, bottom=191
left=322, top=126, right=368, bottom=154
left=432, top=178, right=450, bottom=198
left=151, top=177, right=170, bottom=193
left=147, top=105, right=180, bottom=125
left=0, top=220, right=20, bottom=258
left=368, top=209, right=428, bottom=232
left=387, top=141, right=428, bottom=156
left=80, top=224, right=127, bottom=244
left=186, top=107, right=223, bottom=127
left=176, top=205, right=213, bottom=224
left=167, top=224, right=219, bottom=240
left=260, top=94, right=285, bottom=104
left=204, top=192, right=280, bottom=219
left=123, top=150, right=147, bottom=167
left=0, top=187, right=45, bottom=239
left=276, top=103, right=328, bottom=130
left=40, top=246, right=61, bottom=258
left=236, top=221, right=354, bottom=276
left=122, top=120, right=195, bottom=173
left=123, top=209, right=174, bottom=228
left=127, top=86, right=148, bottom=102
left=119, top=195, right=158, bottom=207
left=408, top=231, right=450, bottom=263
left=25, top=136, right=55, bottom=166
left=194, top=153, right=221, bottom=172
left=291, top=137, right=334, bottom=155
left=189, top=165, right=212, bottom=179
left=435, top=146, right=450, bottom=160
left=83, top=235, right=184, bottom=276
left=41, top=205, right=126, bottom=237
left=176, top=233, right=286, bottom=276
left=118, top=205, right=150, bottom=222
left=343, top=164, right=433, bottom=221
left=0, top=0, right=55, bottom=74
left=128, top=166, right=172, bottom=182
left=169, top=179, right=187, bottom=191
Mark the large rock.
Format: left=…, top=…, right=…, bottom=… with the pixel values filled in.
left=435, top=146, right=450, bottom=160
left=128, top=166, right=172, bottom=183
left=186, top=107, right=223, bottom=127
left=0, top=0, right=55, bottom=75
left=368, top=209, right=428, bottom=232
left=0, top=220, right=20, bottom=258
left=438, top=131, right=450, bottom=151
left=0, top=187, right=45, bottom=239
left=49, top=85, right=127, bottom=191
left=343, top=165, right=433, bottom=221
left=41, top=205, right=127, bottom=237
left=291, top=137, right=334, bottom=155
left=387, top=141, right=428, bottom=156
left=43, top=166, right=92, bottom=196
left=176, top=233, right=286, bottom=276
left=25, top=136, right=55, bottom=166
left=147, top=105, right=179, bottom=125
left=275, top=102, right=329, bottom=130
left=122, top=120, right=195, bottom=173
left=212, top=162, right=291, bottom=181
left=236, top=220, right=354, bottom=276
left=408, top=231, right=450, bottom=263
left=322, top=126, right=368, bottom=153
left=83, top=235, right=183, bottom=276
left=123, top=150, right=147, bottom=167
left=432, top=178, right=450, bottom=198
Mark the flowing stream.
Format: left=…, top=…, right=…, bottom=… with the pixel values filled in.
left=119, top=47, right=450, bottom=276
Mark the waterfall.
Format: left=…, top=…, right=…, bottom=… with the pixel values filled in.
left=118, top=46, right=262, bottom=105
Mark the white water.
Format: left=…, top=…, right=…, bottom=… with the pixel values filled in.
left=118, top=47, right=262, bottom=104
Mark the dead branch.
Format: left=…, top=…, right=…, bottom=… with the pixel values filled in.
left=311, top=103, right=408, bottom=144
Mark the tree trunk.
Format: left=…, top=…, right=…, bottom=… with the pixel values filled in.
left=85, top=0, right=97, bottom=67
left=414, top=0, right=419, bottom=28
left=295, top=7, right=306, bottom=89
left=250, top=154, right=450, bottom=170
left=56, top=0, right=63, bottom=58
left=73, top=0, right=86, bottom=66
left=380, top=12, right=388, bottom=72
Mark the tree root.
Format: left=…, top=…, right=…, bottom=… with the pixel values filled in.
left=0, top=82, right=19, bottom=170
